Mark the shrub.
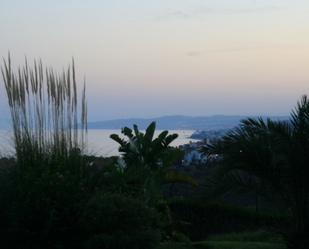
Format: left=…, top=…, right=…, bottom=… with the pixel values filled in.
left=207, top=230, right=284, bottom=243
left=171, top=231, right=192, bottom=243
left=168, top=198, right=289, bottom=241
left=286, top=230, right=309, bottom=249
left=0, top=155, right=100, bottom=249
left=157, top=242, right=193, bottom=249
left=80, top=192, right=162, bottom=249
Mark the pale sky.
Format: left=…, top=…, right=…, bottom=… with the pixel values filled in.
left=1, top=0, right=309, bottom=121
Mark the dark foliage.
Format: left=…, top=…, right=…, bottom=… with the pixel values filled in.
left=204, top=95, right=309, bottom=247
left=80, top=192, right=161, bottom=249
left=169, top=198, right=289, bottom=241
left=0, top=155, right=105, bottom=249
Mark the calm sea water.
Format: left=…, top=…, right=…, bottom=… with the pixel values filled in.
left=0, top=129, right=197, bottom=157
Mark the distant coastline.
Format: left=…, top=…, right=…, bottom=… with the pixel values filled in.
left=1, top=115, right=289, bottom=131
left=86, top=115, right=289, bottom=131
left=0, top=129, right=197, bottom=157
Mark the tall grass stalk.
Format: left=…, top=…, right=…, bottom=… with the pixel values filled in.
left=1, top=54, right=87, bottom=165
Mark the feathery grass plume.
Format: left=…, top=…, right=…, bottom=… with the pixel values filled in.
left=1, top=54, right=87, bottom=165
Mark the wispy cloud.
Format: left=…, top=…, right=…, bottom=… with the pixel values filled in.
left=156, top=5, right=282, bottom=21
left=167, top=10, right=190, bottom=19
left=186, top=51, right=203, bottom=57
left=185, top=43, right=306, bottom=57
left=155, top=10, right=190, bottom=21
left=214, top=5, right=281, bottom=14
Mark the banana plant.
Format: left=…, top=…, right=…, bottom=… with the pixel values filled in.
left=111, top=122, right=178, bottom=170
left=110, top=122, right=197, bottom=203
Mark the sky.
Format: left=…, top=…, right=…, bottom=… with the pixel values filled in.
left=0, top=0, right=309, bottom=121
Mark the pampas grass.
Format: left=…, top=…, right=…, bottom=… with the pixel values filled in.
left=1, top=54, right=87, bottom=165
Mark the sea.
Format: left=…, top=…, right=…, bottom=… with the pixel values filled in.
left=0, top=129, right=198, bottom=157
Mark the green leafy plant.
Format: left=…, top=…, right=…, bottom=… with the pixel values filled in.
left=111, top=122, right=198, bottom=202
left=110, top=122, right=179, bottom=200
left=110, top=122, right=178, bottom=169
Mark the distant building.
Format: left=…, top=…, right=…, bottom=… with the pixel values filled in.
left=179, top=140, right=208, bottom=166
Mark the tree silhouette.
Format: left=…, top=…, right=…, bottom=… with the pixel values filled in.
left=205, top=96, right=309, bottom=239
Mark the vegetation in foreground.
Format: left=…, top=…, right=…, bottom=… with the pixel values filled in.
left=204, top=95, right=309, bottom=248
left=0, top=56, right=308, bottom=248
left=159, top=230, right=286, bottom=249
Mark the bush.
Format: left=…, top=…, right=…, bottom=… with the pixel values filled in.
left=80, top=192, right=161, bottom=249
left=207, top=230, right=284, bottom=243
left=157, top=242, right=193, bottom=249
left=171, top=231, right=192, bottom=243
left=0, top=155, right=98, bottom=249
left=194, top=241, right=286, bottom=249
left=168, top=198, right=289, bottom=241
left=286, top=230, right=309, bottom=249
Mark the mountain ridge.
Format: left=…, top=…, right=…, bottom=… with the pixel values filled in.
left=87, top=115, right=289, bottom=130
left=0, top=115, right=289, bottom=130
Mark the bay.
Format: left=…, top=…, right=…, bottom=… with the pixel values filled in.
left=0, top=129, right=197, bottom=157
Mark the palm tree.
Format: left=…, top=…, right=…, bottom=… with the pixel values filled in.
left=205, top=96, right=309, bottom=240
left=203, top=118, right=281, bottom=212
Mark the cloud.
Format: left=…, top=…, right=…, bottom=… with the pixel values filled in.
left=156, top=5, right=282, bottom=21
left=155, top=10, right=190, bottom=21
left=185, top=43, right=303, bottom=56
left=217, top=5, right=281, bottom=14
left=168, top=10, right=190, bottom=19
left=186, top=51, right=202, bottom=57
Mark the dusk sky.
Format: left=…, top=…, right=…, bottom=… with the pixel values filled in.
left=1, top=0, right=309, bottom=121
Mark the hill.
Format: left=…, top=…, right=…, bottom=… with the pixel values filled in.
left=87, top=115, right=288, bottom=131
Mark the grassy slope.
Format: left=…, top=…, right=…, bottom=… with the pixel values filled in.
left=194, top=241, right=286, bottom=249
left=159, top=230, right=287, bottom=249
left=160, top=241, right=286, bottom=249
